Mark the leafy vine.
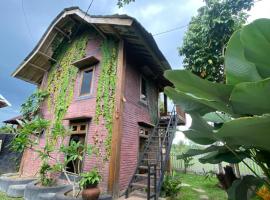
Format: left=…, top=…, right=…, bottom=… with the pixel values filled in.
left=94, top=38, right=118, bottom=160
left=47, top=31, right=89, bottom=137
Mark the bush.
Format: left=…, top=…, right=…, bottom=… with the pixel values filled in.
left=161, top=172, right=182, bottom=198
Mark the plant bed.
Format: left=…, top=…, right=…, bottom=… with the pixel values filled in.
left=24, top=180, right=71, bottom=200
left=55, top=187, right=112, bottom=200
left=0, top=173, right=36, bottom=193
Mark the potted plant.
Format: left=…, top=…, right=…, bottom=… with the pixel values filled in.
left=79, top=169, right=101, bottom=200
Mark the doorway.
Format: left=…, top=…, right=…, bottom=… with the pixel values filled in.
left=66, top=122, right=87, bottom=174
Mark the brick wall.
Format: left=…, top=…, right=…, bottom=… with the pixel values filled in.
left=119, top=57, right=159, bottom=191
left=20, top=32, right=110, bottom=191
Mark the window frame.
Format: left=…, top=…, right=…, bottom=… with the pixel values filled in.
left=140, top=75, right=148, bottom=104
left=79, top=66, right=95, bottom=97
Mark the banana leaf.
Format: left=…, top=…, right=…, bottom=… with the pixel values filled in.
left=164, top=70, right=234, bottom=114
left=227, top=175, right=264, bottom=200
left=225, top=30, right=262, bottom=85
left=241, top=18, right=270, bottom=78
left=230, top=78, right=270, bottom=115
left=217, top=114, right=270, bottom=151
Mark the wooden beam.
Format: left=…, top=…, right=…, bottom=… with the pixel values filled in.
left=28, top=63, right=47, bottom=72
left=108, top=40, right=125, bottom=198
left=54, top=26, right=70, bottom=40
left=164, top=93, right=168, bottom=114
left=37, top=51, right=57, bottom=63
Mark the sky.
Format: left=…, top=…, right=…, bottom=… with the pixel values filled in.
left=0, top=0, right=269, bottom=141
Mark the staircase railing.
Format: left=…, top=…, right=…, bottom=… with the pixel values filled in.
left=125, top=120, right=160, bottom=197
left=125, top=106, right=178, bottom=199
left=157, top=106, right=177, bottom=195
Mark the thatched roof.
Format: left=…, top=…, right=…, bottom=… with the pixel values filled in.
left=0, top=94, right=11, bottom=108
left=12, top=7, right=171, bottom=86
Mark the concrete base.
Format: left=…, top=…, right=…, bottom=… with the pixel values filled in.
left=55, top=187, right=112, bottom=200
left=24, top=181, right=71, bottom=200
left=7, top=184, right=26, bottom=197
left=0, top=173, right=36, bottom=194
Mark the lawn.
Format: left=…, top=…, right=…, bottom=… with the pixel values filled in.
left=0, top=192, right=23, bottom=200
left=177, top=173, right=227, bottom=200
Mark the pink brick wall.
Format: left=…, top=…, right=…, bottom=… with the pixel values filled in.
left=21, top=32, right=110, bottom=192
left=119, top=57, right=159, bottom=191
left=20, top=34, right=159, bottom=194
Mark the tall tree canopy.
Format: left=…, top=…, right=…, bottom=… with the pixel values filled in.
left=117, top=0, right=134, bottom=7
left=179, top=0, right=254, bottom=82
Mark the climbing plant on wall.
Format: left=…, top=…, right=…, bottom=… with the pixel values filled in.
left=94, top=38, right=118, bottom=161
left=47, top=31, right=89, bottom=138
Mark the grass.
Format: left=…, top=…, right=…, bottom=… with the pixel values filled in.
left=176, top=173, right=227, bottom=200
left=0, top=192, right=23, bottom=200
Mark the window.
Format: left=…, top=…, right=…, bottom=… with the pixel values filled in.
left=140, top=77, right=147, bottom=102
left=80, top=68, right=93, bottom=96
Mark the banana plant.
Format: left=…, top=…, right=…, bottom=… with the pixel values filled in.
left=165, top=18, right=270, bottom=199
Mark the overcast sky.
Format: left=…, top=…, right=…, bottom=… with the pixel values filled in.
left=0, top=0, right=269, bottom=136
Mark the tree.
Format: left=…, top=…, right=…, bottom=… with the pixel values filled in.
left=179, top=0, right=254, bottom=82
left=165, top=19, right=270, bottom=199
left=117, top=0, right=134, bottom=7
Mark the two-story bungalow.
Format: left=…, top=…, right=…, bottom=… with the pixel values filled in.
left=12, top=7, right=185, bottom=198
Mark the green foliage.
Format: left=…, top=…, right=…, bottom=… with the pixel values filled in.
left=179, top=0, right=254, bottom=82
left=161, top=172, right=182, bottom=198
left=11, top=117, right=50, bottom=152
left=21, top=90, right=48, bottom=120
left=227, top=175, right=263, bottom=200
left=183, top=157, right=194, bottom=174
left=165, top=18, right=270, bottom=196
left=117, top=0, right=134, bottom=7
left=60, top=140, right=92, bottom=173
left=39, top=162, right=55, bottom=186
left=94, top=38, right=118, bottom=160
left=202, top=169, right=216, bottom=181
left=79, top=168, right=101, bottom=189
left=0, top=124, right=16, bottom=134
left=47, top=31, right=89, bottom=136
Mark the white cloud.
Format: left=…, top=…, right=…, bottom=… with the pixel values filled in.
left=248, top=0, right=270, bottom=22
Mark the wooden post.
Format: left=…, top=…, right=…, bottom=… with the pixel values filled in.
left=108, top=40, right=125, bottom=198
left=164, top=94, right=168, bottom=115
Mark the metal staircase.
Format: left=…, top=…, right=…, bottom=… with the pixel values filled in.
left=125, top=106, right=178, bottom=199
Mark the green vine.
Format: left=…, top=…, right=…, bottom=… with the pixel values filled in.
left=47, top=32, right=89, bottom=137
left=94, top=38, right=118, bottom=160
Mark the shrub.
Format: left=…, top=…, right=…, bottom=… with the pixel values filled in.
left=161, top=172, right=182, bottom=198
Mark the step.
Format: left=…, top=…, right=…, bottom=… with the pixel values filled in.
left=135, top=174, right=160, bottom=179
left=138, top=166, right=161, bottom=170
left=7, top=184, right=26, bottom=198
left=131, top=183, right=154, bottom=189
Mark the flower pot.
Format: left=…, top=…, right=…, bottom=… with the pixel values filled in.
left=82, top=185, right=100, bottom=200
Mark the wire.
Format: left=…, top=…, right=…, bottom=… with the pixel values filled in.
left=83, top=0, right=94, bottom=19
left=21, top=0, right=33, bottom=41
left=152, top=24, right=188, bottom=37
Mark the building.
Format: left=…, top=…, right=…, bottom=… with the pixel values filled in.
left=0, top=94, right=11, bottom=108
left=12, top=7, right=185, bottom=198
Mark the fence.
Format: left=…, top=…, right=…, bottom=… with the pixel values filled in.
left=171, top=154, right=264, bottom=177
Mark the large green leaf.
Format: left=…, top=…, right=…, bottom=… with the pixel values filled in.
left=227, top=175, right=263, bottom=200
left=183, top=114, right=216, bottom=145
left=240, top=19, right=270, bottom=78
left=177, top=145, right=221, bottom=159
left=177, top=145, right=247, bottom=164
left=164, top=70, right=234, bottom=114
left=164, top=87, right=215, bottom=115
left=230, top=78, right=270, bottom=115
left=217, top=114, right=270, bottom=151
left=199, top=150, right=248, bottom=164
left=203, top=112, right=232, bottom=123
left=225, top=30, right=262, bottom=85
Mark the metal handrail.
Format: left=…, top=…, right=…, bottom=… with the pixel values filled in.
left=156, top=106, right=177, bottom=194
left=125, top=120, right=160, bottom=197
